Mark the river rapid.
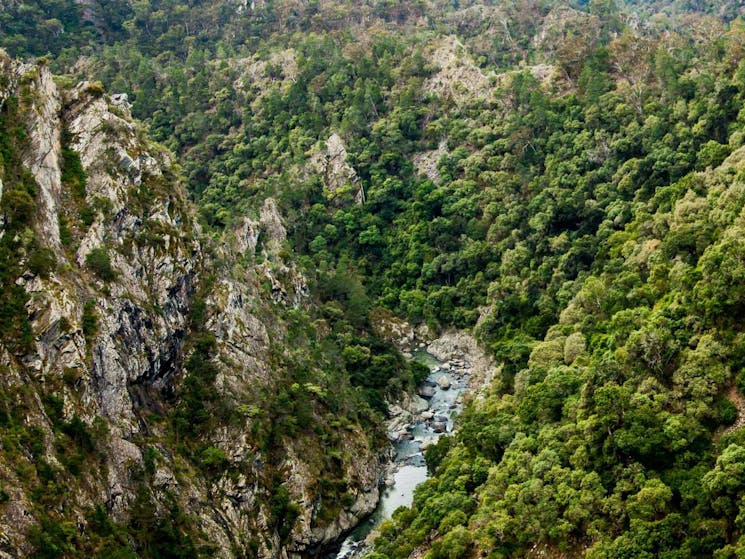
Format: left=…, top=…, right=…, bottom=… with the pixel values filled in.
left=329, top=348, right=474, bottom=558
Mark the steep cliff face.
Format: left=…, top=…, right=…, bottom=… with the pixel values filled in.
left=0, top=53, right=201, bottom=555
left=0, top=53, right=386, bottom=558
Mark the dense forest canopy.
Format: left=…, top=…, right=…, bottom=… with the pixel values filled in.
left=5, top=0, right=745, bottom=557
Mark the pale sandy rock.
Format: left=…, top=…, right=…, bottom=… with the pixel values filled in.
left=309, top=133, right=362, bottom=201
left=370, top=307, right=416, bottom=349
left=533, top=6, right=599, bottom=54
left=428, top=330, right=496, bottom=397
left=424, top=36, right=490, bottom=103
left=413, top=140, right=448, bottom=184
left=22, top=67, right=63, bottom=251
left=233, top=49, right=297, bottom=104
left=233, top=216, right=261, bottom=255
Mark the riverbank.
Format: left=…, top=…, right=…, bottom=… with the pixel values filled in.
left=328, top=330, right=495, bottom=559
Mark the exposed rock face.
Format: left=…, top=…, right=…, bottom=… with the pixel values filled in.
left=0, top=56, right=199, bottom=555
left=413, top=140, right=448, bottom=184
left=0, top=56, right=386, bottom=559
left=25, top=66, right=64, bottom=251
left=309, top=132, right=364, bottom=202
left=370, top=306, right=416, bottom=350
left=424, top=35, right=490, bottom=103
left=533, top=6, right=600, bottom=55
left=285, top=435, right=385, bottom=555
left=428, top=330, right=497, bottom=396
left=234, top=48, right=298, bottom=102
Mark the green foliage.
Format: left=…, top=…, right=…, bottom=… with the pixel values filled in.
left=61, top=128, right=86, bottom=199
left=428, top=525, right=471, bottom=559
left=199, top=446, right=228, bottom=473
left=82, top=300, right=98, bottom=338
left=85, top=247, right=116, bottom=281
left=697, top=140, right=732, bottom=170
left=29, top=504, right=140, bottom=559
left=7, top=2, right=745, bottom=558
left=58, top=212, right=72, bottom=246
left=28, top=516, right=78, bottom=559
left=28, top=246, right=56, bottom=278
left=0, top=95, right=36, bottom=351
left=269, top=481, right=301, bottom=544
left=127, top=482, right=205, bottom=558
left=424, top=435, right=454, bottom=475
left=172, top=332, right=220, bottom=439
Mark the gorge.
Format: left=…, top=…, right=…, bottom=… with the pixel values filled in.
left=4, top=1, right=745, bottom=558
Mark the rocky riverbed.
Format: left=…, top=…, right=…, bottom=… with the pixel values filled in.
left=329, top=331, right=493, bottom=559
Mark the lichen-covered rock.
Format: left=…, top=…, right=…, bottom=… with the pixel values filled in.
left=309, top=132, right=364, bottom=203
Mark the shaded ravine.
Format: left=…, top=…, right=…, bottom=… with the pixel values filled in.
left=329, top=348, right=473, bottom=558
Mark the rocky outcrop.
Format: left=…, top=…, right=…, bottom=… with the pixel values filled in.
left=0, top=56, right=200, bottom=556
left=424, top=36, right=491, bottom=104
left=370, top=306, right=416, bottom=350
left=428, top=330, right=497, bottom=396
left=24, top=66, right=64, bottom=252
left=413, top=140, right=448, bottom=184
left=309, top=133, right=364, bottom=203
left=0, top=57, right=387, bottom=559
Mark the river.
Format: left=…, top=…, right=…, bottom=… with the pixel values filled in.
left=329, top=348, right=471, bottom=558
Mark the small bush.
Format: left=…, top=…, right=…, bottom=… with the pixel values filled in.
left=58, top=213, right=72, bottom=246
left=717, top=398, right=738, bottom=426
left=410, top=360, right=430, bottom=385
left=79, top=204, right=95, bottom=226
left=82, top=300, right=97, bottom=338
left=60, top=416, right=94, bottom=452
left=62, top=366, right=80, bottom=387
left=28, top=247, right=56, bottom=278
left=85, top=247, right=116, bottom=281
left=28, top=517, right=77, bottom=559
left=425, top=435, right=454, bottom=475
left=61, top=139, right=86, bottom=200
left=199, top=446, right=228, bottom=472
left=86, top=81, right=105, bottom=97
left=1, top=189, right=35, bottom=228
left=737, top=368, right=745, bottom=393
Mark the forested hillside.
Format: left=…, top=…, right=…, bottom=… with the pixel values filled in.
left=4, top=0, right=745, bottom=557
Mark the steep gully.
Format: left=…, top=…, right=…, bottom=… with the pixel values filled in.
left=326, top=335, right=483, bottom=558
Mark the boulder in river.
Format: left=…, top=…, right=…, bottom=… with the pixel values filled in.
left=418, top=386, right=436, bottom=398
left=437, top=375, right=451, bottom=390
left=387, top=404, right=404, bottom=417
left=420, top=411, right=434, bottom=420
left=410, top=395, right=429, bottom=413
left=432, top=421, right=447, bottom=433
